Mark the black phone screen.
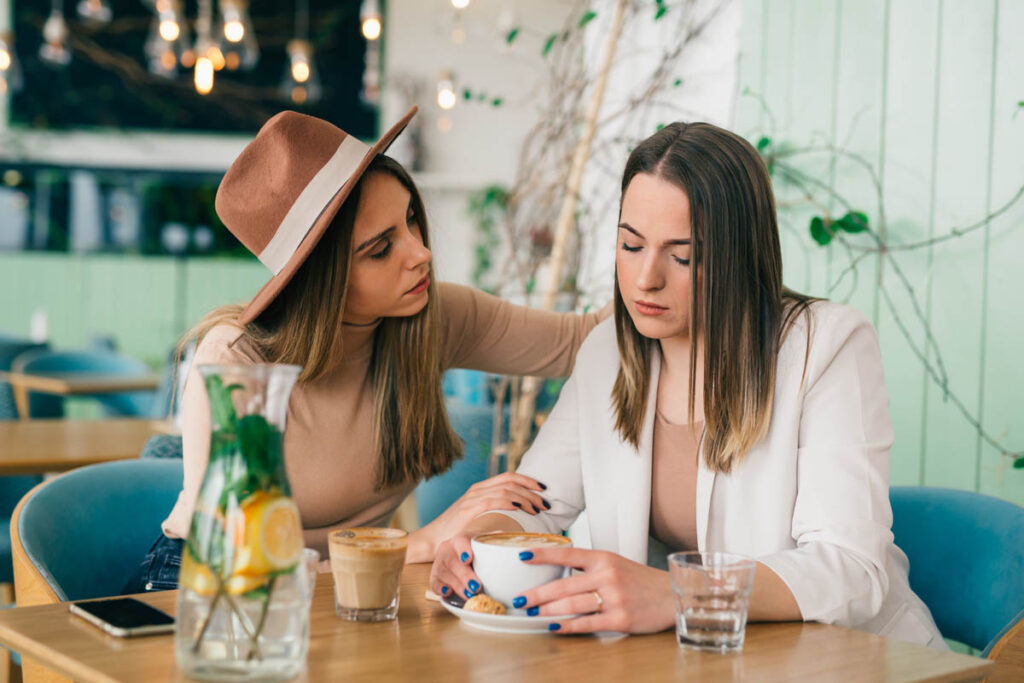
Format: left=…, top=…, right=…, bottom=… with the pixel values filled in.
left=72, top=598, right=175, bottom=629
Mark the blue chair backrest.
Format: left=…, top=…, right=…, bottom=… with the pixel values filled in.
left=415, top=398, right=508, bottom=526
left=12, top=348, right=155, bottom=418
left=0, top=338, right=48, bottom=420
left=890, top=486, right=1024, bottom=652
left=139, top=434, right=183, bottom=460
left=17, top=459, right=183, bottom=601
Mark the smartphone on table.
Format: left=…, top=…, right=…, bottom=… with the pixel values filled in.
left=68, top=597, right=175, bottom=637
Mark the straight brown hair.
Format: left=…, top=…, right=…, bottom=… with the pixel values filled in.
left=183, top=155, right=462, bottom=489
left=612, top=122, right=815, bottom=474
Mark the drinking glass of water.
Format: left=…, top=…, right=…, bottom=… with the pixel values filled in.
left=668, top=552, right=756, bottom=653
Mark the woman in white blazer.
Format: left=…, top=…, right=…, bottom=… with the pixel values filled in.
left=429, top=122, right=945, bottom=648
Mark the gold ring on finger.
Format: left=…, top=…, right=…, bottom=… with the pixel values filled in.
left=592, top=591, right=604, bottom=613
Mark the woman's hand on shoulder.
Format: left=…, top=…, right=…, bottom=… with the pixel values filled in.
left=407, top=473, right=549, bottom=563
left=515, top=548, right=675, bottom=634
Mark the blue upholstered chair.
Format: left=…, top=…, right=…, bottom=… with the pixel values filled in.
left=140, top=434, right=184, bottom=460
left=890, top=486, right=1024, bottom=674
left=0, top=337, right=48, bottom=595
left=0, top=337, right=48, bottom=420
left=415, top=398, right=506, bottom=526
left=11, top=348, right=157, bottom=418
left=12, top=459, right=183, bottom=603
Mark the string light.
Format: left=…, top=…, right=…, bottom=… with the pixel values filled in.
left=451, top=0, right=470, bottom=8
left=39, top=1, right=72, bottom=67
left=281, top=0, right=321, bottom=105
left=158, top=19, right=180, bottom=41
left=436, top=71, right=456, bottom=110
left=194, top=56, right=214, bottom=94
left=218, top=0, right=259, bottom=70
left=0, top=32, right=23, bottom=94
left=193, top=0, right=216, bottom=94
left=360, top=0, right=382, bottom=41
left=76, top=0, right=112, bottom=24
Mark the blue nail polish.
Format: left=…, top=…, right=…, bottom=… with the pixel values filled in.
left=532, top=505, right=541, bottom=513
left=441, top=586, right=449, bottom=595
left=460, top=552, right=469, bottom=563
left=539, top=482, right=548, bottom=490
left=464, top=589, right=474, bottom=599
left=519, top=551, right=534, bottom=561
left=513, top=596, right=526, bottom=608
left=527, top=606, right=539, bottom=617
left=512, top=501, right=522, bottom=508
left=542, top=498, right=551, bottom=509
left=468, top=580, right=480, bottom=593
left=548, top=623, right=561, bottom=631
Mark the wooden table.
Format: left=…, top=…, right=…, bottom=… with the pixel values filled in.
left=0, top=564, right=993, bottom=682
left=0, top=371, right=161, bottom=419
left=0, top=418, right=160, bottom=475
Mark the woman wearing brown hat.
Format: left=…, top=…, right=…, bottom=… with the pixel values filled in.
left=129, top=107, right=607, bottom=592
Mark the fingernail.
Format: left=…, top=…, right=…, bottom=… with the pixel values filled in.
left=512, top=596, right=527, bottom=609
left=512, top=501, right=522, bottom=508
left=538, top=482, right=548, bottom=490
left=542, top=498, right=551, bottom=509
left=532, top=505, right=541, bottom=513
left=460, top=552, right=469, bottom=563
left=441, top=586, right=449, bottom=595
left=519, top=551, right=533, bottom=561
left=548, top=623, right=561, bottom=632
left=527, top=606, right=539, bottom=617
left=464, top=589, right=474, bottom=599
left=468, top=580, right=480, bottom=593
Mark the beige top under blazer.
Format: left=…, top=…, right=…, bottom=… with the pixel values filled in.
left=498, top=302, right=946, bottom=649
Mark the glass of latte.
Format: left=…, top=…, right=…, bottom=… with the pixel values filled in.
left=328, top=528, right=408, bottom=622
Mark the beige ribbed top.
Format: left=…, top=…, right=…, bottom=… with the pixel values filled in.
left=162, top=283, right=603, bottom=554
left=649, top=412, right=703, bottom=553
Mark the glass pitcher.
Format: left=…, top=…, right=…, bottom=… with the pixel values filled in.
left=174, top=364, right=307, bottom=682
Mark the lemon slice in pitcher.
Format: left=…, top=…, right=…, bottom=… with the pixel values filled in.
left=232, top=493, right=304, bottom=576
left=179, top=552, right=218, bottom=597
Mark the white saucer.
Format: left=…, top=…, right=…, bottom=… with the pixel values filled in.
left=439, top=592, right=578, bottom=634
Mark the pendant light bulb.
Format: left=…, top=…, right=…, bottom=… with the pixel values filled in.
left=360, top=0, right=382, bottom=41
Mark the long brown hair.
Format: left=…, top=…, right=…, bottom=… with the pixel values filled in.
left=612, top=122, right=815, bottom=473
left=183, top=155, right=462, bottom=489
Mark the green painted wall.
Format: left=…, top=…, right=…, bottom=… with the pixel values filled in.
left=737, top=0, right=1024, bottom=504
left=0, top=253, right=266, bottom=368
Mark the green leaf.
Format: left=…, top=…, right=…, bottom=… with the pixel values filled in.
left=462, top=88, right=472, bottom=101
left=656, top=123, right=666, bottom=131
left=526, top=278, right=536, bottom=294
left=505, top=28, right=519, bottom=45
left=578, top=10, right=597, bottom=28
left=756, top=136, right=771, bottom=151
left=491, top=97, right=503, bottom=107
left=1014, top=457, right=1024, bottom=469
left=809, top=216, right=832, bottom=246
left=236, top=414, right=274, bottom=474
left=542, top=33, right=557, bottom=56
left=673, top=78, right=682, bottom=87
left=655, top=6, right=668, bottom=20
left=205, top=376, right=240, bottom=431
left=837, top=210, right=869, bottom=233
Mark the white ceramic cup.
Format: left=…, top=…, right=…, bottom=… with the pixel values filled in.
left=469, top=532, right=572, bottom=612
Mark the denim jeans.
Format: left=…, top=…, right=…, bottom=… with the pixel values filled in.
left=124, top=534, right=183, bottom=594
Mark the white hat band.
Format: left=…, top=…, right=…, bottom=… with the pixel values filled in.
left=258, top=134, right=372, bottom=275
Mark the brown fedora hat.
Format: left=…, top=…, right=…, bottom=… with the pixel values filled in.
left=216, top=106, right=418, bottom=325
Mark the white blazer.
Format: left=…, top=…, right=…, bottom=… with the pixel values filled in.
left=500, top=302, right=946, bottom=648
